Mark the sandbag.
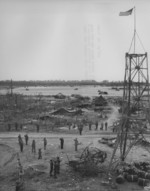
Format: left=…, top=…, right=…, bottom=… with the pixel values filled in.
left=123, top=172, right=128, bottom=179
left=116, top=168, right=123, bottom=175
left=138, top=171, right=150, bottom=179
left=138, top=178, right=149, bottom=187
left=126, top=174, right=138, bottom=182
left=124, top=167, right=137, bottom=175
left=138, top=171, right=145, bottom=178
left=116, top=174, right=125, bottom=184
left=144, top=173, right=150, bottom=180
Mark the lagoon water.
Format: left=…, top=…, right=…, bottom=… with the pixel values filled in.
left=0, top=86, right=123, bottom=97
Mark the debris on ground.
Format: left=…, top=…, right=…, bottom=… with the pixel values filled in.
left=98, top=137, right=116, bottom=147
left=68, top=146, right=107, bottom=176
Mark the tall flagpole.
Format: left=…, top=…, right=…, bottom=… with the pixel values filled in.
left=134, top=6, right=136, bottom=53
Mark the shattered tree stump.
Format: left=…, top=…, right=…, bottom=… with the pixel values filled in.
left=68, top=147, right=107, bottom=176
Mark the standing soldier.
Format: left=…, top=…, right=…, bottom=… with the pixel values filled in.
left=60, top=138, right=64, bottom=149
left=36, top=124, right=40, bottom=132
left=105, top=122, right=108, bottom=131
left=38, top=148, right=42, bottom=159
left=24, top=134, right=29, bottom=145
left=53, top=161, right=57, bottom=179
left=56, top=157, right=61, bottom=174
left=100, top=122, right=104, bottom=130
left=78, top=124, right=83, bottom=135
left=49, top=159, right=54, bottom=177
left=20, top=139, right=24, bottom=152
left=43, top=137, right=47, bottom=150
left=18, top=134, right=22, bottom=144
left=15, top=122, right=18, bottom=131
left=95, top=121, right=98, bottom=130
left=74, top=138, right=79, bottom=152
left=8, top=123, right=11, bottom=131
left=89, top=122, right=92, bottom=130
left=32, top=140, right=36, bottom=153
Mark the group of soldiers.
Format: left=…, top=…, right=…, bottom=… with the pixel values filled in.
left=68, top=120, right=108, bottom=134
left=89, top=121, right=108, bottom=131
left=31, top=137, right=47, bottom=159
left=59, top=137, right=80, bottom=152
left=18, top=134, right=48, bottom=160
left=17, top=134, right=63, bottom=180
left=18, top=134, right=28, bottom=152
left=16, top=133, right=84, bottom=187
left=8, top=123, right=23, bottom=132
left=49, top=156, right=61, bottom=178
left=8, top=123, right=40, bottom=132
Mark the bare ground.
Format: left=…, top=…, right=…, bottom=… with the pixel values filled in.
left=0, top=105, right=149, bottom=191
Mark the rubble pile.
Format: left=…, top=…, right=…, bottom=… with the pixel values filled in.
left=68, top=147, right=107, bottom=177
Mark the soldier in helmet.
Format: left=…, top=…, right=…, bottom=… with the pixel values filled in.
left=59, top=138, right=64, bottom=149
left=32, top=140, right=36, bottom=154
left=49, top=159, right=54, bottom=177
left=43, top=137, right=47, bottom=150
left=38, top=148, right=42, bottom=159
left=24, top=134, right=29, bottom=145
left=74, top=138, right=79, bottom=152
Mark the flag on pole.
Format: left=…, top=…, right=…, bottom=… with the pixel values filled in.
left=119, top=8, right=133, bottom=16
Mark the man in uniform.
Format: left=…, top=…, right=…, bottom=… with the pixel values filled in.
left=36, top=124, right=40, bottom=132
left=43, top=137, right=47, bottom=150
left=8, top=123, right=11, bottom=131
left=74, top=138, right=79, bottom=152
left=24, top=134, right=29, bottom=145
left=105, top=122, right=108, bottom=131
left=95, top=121, right=98, bottom=130
left=60, top=138, right=64, bottom=149
left=18, top=134, right=22, bottom=144
left=100, top=122, right=104, bottom=130
left=38, top=148, right=42, bottom=159
left=49, top=159, right=53, bottom=177
left=32, top=140, right=36, bottom=153
left=19, top=139, right=24, bottom=152
left=78, top=124, right=83, bottom=135
left=15, top=122, right=18, bottom=131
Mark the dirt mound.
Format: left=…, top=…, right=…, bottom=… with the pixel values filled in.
left=24, top=165, right=46, bottom=179
left=0, top=143, right=16, bottom=167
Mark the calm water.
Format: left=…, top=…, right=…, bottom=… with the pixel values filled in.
left=0, top=86, right=123, bottom=97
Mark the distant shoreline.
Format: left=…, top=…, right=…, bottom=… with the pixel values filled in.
left=0, top=80, right=124, bottom=88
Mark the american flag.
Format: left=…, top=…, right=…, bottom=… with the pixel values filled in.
left=119, top=8, right=133, bottom=16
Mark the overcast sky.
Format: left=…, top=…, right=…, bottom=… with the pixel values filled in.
left=0, top=0, right=150, bottom=81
